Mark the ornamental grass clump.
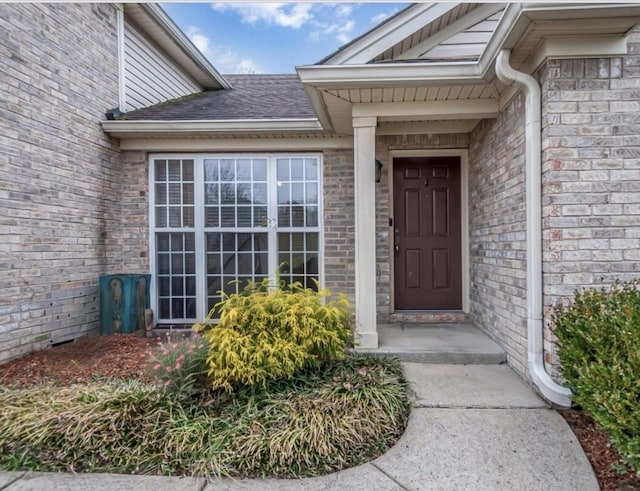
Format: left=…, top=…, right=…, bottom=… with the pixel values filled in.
left=194, top=278, right=352, bottom=392
left=147, top=333, right=210, bottom=399
left=553, top=279, right=640, bottom=471
left=0, top=380, right=228, bottom=476
left=0, top=355, right=410, bottom=478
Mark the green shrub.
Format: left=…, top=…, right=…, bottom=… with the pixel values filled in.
left=553, top=279, right=640, bottom=470
left=194, top=279, right=352, bottom=392
left=147, top=333, right=210, bottom=399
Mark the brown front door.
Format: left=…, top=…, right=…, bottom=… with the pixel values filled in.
left=393, top=157, right=462, bottom=310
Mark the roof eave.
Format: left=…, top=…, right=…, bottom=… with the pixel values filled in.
left=102, top=119, right=324, bottom=138
left=297, top=62, right=485, bottom=90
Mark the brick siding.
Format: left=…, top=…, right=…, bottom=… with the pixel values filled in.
left=468, top=94, right=529, bottom=378
left=540, top=30, right=640, bottom=376
left=0, top=4, right=121, bottom=362
left=322, top=149, right=356, bottom=307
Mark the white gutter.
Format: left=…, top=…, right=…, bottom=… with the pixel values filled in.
left=495, top=50, right=572, bottom=408
left=101, top=119, right=324, bottom=135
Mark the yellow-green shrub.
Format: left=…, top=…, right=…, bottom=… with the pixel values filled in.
left=194, top=279, right=352, bottom=392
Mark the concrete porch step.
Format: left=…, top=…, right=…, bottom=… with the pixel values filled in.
left=358, top=323, right=507, bottom=365
left=389, top=310, right=470, bottom=324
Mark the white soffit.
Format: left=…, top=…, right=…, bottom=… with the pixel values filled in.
left=326, top=84, right=497, bottom=104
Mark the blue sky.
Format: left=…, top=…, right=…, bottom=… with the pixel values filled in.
left=161, top=3, right=407, bottom=74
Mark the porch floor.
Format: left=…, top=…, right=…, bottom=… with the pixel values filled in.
left=358, top=323, right=507, bottom=364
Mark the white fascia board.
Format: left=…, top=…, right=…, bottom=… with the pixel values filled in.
left=117, top=136, right=353, bottom=152
left=400, top=4, right=507, bottom=61
left=302, top=85, right=334, bottom=132
left=136, top=4, right=231, bottom=90
left=521, top=3, right=640, bottom=21
left=102, top=119, right=323, bottom=135
left=353, top=99, right=499, bottom=120
left=326, top=3, right=461, bottom=65
left=476, top=3, right=525, bottom=78
left=297, top=63, right=482, bottom=89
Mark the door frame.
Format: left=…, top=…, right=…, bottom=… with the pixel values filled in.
left=387, top=149, right=469, bottom=313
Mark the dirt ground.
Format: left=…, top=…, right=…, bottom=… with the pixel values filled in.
left=0, top=334, right=638, bottom=490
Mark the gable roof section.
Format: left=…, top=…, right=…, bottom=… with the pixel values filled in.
left=320, top=3, right=466, bottom=65
left=102, top=75, right=325, bottom=138
left=297, top=3, right=640, bottom=134
left=121, top=75, right=315, bottom=121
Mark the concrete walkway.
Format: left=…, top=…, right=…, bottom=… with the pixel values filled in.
left=0, top=364, right=598, bottom=491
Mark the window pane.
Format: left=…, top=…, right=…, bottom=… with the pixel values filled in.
left=305, top=159, right=318, bottom=180
left=220, top=184, right=235, bottom=204
left=237, top=207, right=252, bottom=227
left=155, top=208, right=167, bottom=228
left=183, top=184, right=194, bottom=205
left=155, top=160, right=167, bottom=181
left=204, top=159, right=218, bottom=181
left=204, top=183, right=219, bottom=205
left=253, top=160, right=267, bottom=181
left=237, top=160, right=251, bottom=181
left=278, top=183, right=290, bottom=204
left=253, top=183, right=267, bottom=204
left=237, top=184, right=252, bottom=204
left=291, top=183, right=304, bottom=204
left=159, top=277, right=170, bottom=296
left=157, top=234, right=170, bottom=251
left=291, top=159, right=304, bottom=180
left=183, top=207, right=194, bottom=227
left=169, top=208, right=181, bottom=227
left=278, top=206, right=290, bottom=227
left=155, top=184, right=167, bottom=204
left=277, top=159, right=289, bottom=180
left=221, top=207, right=235, bottom=227
left=157, top=254, right=170, bottom=274
left=182, top=161, right=194, bottom=181
left=220, top=160, right=234, bottom=181
left=305, top=183, right=318, bottom=204
left=168, top=160, right=181, bottom=181
left=205, top=207, right=219, bottom=227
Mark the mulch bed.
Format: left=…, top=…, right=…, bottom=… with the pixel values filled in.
left=561, top=410, right=639, bottom=491
left=0, top=334, right=638, bottom=489
left=0, top=334, right=156, bottom=386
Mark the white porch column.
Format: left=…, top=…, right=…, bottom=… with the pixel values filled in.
left=352, top=116, right=378, bottom=348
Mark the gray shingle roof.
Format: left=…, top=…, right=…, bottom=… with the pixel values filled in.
left=121, top=74, right=316, bottom=121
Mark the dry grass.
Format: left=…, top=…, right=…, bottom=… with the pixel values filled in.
left=0, top=354, right=409, bottom=478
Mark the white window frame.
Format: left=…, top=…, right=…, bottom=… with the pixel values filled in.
left=149, top=153, right=325, bottom=324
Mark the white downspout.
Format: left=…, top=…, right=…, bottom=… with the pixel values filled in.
left=495, top=49, right=572, bottom=408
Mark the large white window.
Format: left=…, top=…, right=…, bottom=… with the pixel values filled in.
left=150, top=154, right=323, bottom=323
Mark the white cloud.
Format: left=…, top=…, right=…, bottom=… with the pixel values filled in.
left=186, top=26, right=264, bottom=74
left=236, top=59, right=262, bottom=74
left=308, top=4, right=357, bottom=45
left=371, top=8, right=400, bottom=26
left=211, top=3, right=313, bottom=29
